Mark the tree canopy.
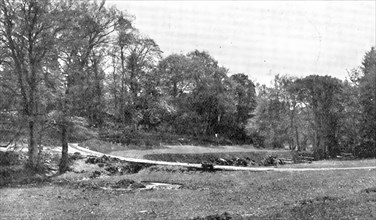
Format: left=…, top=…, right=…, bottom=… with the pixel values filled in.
left=0, top=0, right=375, bottom=171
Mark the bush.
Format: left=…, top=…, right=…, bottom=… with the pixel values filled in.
left=354, top=141, right=376, bottom=158
left=248, top=132, right=265, bottom=148
left=292, top=151, right=315, bottom=163
left=313, top=148, right=327, bottom=160
left=0, top=151, right=23, bottom=166
left=262, top=155, right=285, bottom=166
left=113, top=179, right=135, bottom=188
left=192, top=212, right=233, bottom=220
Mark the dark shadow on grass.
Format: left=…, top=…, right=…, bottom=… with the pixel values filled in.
left=361, top=187, right=376, bottom=193
left=0, top=150, right=81, bottom=188
left=0, top=165, right=54, bottom=188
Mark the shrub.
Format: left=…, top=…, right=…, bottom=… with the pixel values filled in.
left=0, top=151, right=23, bottom=166
left=192, top=212, right=233, bottom=220
left=262, top=155, right=284, bottom=166
left=248, top=132, right=265, bottom=148
left=354, top=141, right=376, bottom=158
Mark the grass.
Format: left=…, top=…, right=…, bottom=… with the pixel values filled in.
left=79, top=138, right=166, bottom=154
left=282, top=158, right=376, bottom=168
left=1, top=148, right=376, bottom=219
left=1, top=156, right=376, bottom=219
left=99, top=130, right=244, bottom=147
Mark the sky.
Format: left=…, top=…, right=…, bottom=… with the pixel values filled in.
left=107, top=1, right=375, bottom=85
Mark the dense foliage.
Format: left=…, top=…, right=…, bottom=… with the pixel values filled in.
left=0, top=0, right=375, bottom=170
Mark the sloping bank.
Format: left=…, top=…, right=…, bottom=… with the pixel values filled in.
left=69, top=144, right=376, bottom=172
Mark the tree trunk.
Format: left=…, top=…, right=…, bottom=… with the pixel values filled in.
left=173, top=81, right=178, bottom=98
left=27, top=78, right=40, bottom=170
left=59, top=73, right=71, bottom=173
left=92, top=54, right=103, bottom=127
left=119, top=46, right=127, bottom=126
left=295, top=125, right=300, bottom=150
left=289, top=110, right=295, bottom=150
left=313, top=122, right=319, bottom=158
left=59, top=121, right=69, bottom=173
left=27, top=118, right=39, bottom=170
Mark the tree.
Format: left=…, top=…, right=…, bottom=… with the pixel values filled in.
left=156, top=50, right=253, bottom=140
left=0, top=0, right=63, bottom=169
left=125, top=35, right=163, bottom=130
left=248, top=81, right=290, bottom=148
left=187, top=50, right=235, bottom=136
left=55, top=0, right=127, bottom=172
left=223, top=73, right=257, bottom=142
left=134, top=68, right=176, bottom=131
left=107, top=12, right=134, bottom=125
left=356, top=47, right=376, bottom=157
left=0, top=63, right=23, bottom=147
left=336, top=79, right=362, bottom=153
left=158, top=54, right=193, bottom=99
left=248, top=75, right=310, bottom=149
left=230, top=73, right=256, bottom=125
left=359, top=47, right=376, bottom=140
left=291, top=75, right=343, bottom=159
left=127, top=36, right=162, bottom=98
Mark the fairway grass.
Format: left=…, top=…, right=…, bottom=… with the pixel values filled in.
left=1, top=159, right=376, bottom=219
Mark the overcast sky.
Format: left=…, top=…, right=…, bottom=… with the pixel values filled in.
left=107, top=1, right=375, bottom=85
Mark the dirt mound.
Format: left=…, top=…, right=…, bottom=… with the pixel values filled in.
left=69, top=178, right=146, bottom=191
left=89, top=170, right=102, bottom=178
left=144, top=151, right=293, bottom=167
left=361, top=187, right=376, bottom=193
left=85, top=155, right=151, bottom=177
left=213, top=157, right=249, bottom=166
left=298, top=196, right=339, bottom=206
left=105, top=163, right=148, bottom=175
left=261, top=155, right=287, bottom=166
left=191, top=212, right=236, bottom=220
left=147, top=165, right=196, bottom=173
left=112, top=179, right=146, bottom=189
left=85, top=155, right=121, bottom=164
left=113, top=179, right=135, bottom=188
left=70, top=152, right=85, bottom=160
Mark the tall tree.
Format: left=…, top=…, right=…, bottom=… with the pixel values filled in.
left=356, top=47, right=376, bottom=157
left=0, top=0, right=63, bottom=169
left=107, top=11, right=134, bottom=125
left=334, top=77, right=361, bottom=154
left=248, top=75, right=306, bottom=149
left=125, top=35, right=162, bottom=130
left=230, top=73, right=256, bottom=125
left=55, top=0, right=126, bottom=172
left=187, top=50, right=235, bottom=136
left=292, top=75, right=343, bottom=159
left=158, top=54, right=193, bottom=99
left=248, top=83, right=290, bottom=148
left=359, top=47, right=376, bottom=142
